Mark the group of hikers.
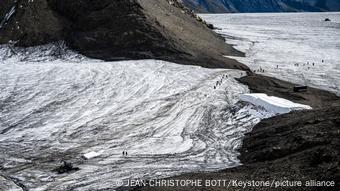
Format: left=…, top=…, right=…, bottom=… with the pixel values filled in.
left=294, top=60, right=325, bottom=70
left=253, top=59, right=325, bottom=73
left=122, top=151, right=128, bottom=156
left=254, top=67, right=265, bottom=73
left=214, top=74, right=229, bottom=89
left=295, top=61, right=317, bottom=67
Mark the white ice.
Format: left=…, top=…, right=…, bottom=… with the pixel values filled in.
left=0, top=45, right=264, bottom=190
left=240, top=93, right=312, bottom=115
left=82, top=151, right=103, bottom=160
left=201, top=12, right=340, bottom=96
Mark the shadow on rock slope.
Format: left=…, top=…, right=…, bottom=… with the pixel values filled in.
left=0, top=0, right=247, bottom=70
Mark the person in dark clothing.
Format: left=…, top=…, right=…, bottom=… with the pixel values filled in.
left=122, top=151, right=128, bottom=156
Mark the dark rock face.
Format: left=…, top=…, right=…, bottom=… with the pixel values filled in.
left=240, top=107, right=340, bottom=164
left=0, top=0, right=248, bottom=70
left=237, top=107, right=340, bottom=190
left=47, top=0, right=177, bottom=60
left=0, top=0, right=64, bottom=46
left=0, top=0, right=15, bottom=22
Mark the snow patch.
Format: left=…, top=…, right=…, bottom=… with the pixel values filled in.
left=0, top=5, right=16, bottom=29
left=240, top=93, right=312, bottom=115
left=82, top=151, right=103, bottom=160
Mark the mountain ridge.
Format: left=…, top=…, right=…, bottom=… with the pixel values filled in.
left=181, top=0, right=340, bottom=13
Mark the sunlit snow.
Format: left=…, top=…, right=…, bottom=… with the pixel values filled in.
left=240, top=93, right=312, bottom=115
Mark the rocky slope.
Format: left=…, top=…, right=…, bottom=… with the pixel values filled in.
left=0, top=0, right=247, bottom=69
left=237, top=74, right=340, bottom=109
left=182, top=0, right=340, bottom=13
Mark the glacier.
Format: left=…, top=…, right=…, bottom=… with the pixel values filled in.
left=1, top=12, right=334, bottom=190
left=0, top=44, right=268, bottom=190
left=201, top=12, right=340, bottom=96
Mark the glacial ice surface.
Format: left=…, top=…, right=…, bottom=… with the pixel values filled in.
left=0, top=44, right=266, bottom=190
left=201, top=12, right=340, bottom=95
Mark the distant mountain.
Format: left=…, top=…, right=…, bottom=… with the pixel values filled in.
left=181, top=0, right=340, bottom=13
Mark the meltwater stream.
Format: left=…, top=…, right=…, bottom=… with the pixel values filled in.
left=0, top=45, right=262, bottom=190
